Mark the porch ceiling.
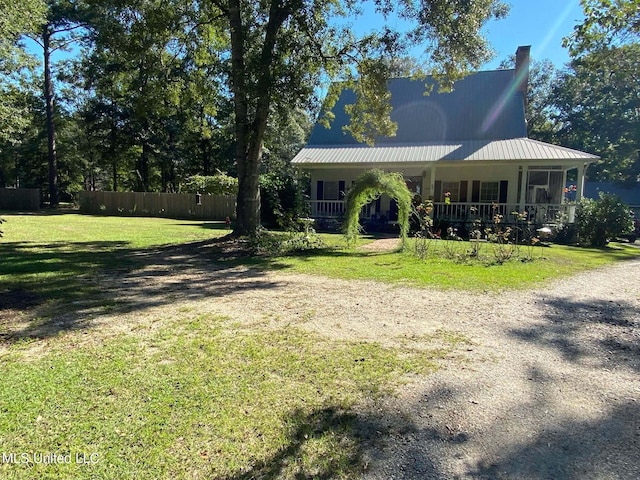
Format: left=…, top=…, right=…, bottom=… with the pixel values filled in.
left=291, top=138, right=599, bottom=167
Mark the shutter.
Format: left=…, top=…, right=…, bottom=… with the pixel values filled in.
left=471, top=181, right=480, bottom=202
left=499, top=181, right=508, bottom=203
left=338, top=181, right=346, bottom=199
left=434, top=181, right=442, bottom=201
left=459, top=181, right=468, bottom=202
left=316, top=181, right=324, bottom=201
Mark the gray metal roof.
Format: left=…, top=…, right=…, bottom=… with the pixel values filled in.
left=291, top=138, right=600, bottom=166
left=307, top=71, right=527, bottom=145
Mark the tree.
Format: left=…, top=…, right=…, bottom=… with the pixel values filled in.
left=0, top=0, right=47, bottom=146
left=558, top=0, right=639, bottom=184
left=553, top=44, right=640, bottom=182
left=565, top=0, right=640, bottom=57
left=27, top=0, right=88, bottom=206
left=79, top=0, right=229, bottom=193
left=212, top=0, right=509, bottom=236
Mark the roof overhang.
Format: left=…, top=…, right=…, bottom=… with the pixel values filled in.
left=291, top=138, right=599, bottom=168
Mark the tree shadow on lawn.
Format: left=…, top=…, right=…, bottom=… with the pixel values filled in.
left=0, top=237, right=287, bottom=343
left=222, top=404, right=422, bottom=480
left=509, top=296, right=640, bottom=373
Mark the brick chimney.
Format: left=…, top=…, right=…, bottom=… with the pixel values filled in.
left=515, top=45, right=531, bottom=108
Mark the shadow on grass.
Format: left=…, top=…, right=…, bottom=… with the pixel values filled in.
left=0, top=237, right=289, bottom=342
left=223, top=404, right=419, bottom=480
left=223, top=407, right=361, bottom=479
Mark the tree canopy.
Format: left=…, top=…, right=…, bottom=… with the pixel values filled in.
left=0, top=0, right=47, bottom=146
left=565, top=0, right=640, bottom=57
left=4, top=0, right=512, bottom=226
left=553, top=43, right=640, bottom=182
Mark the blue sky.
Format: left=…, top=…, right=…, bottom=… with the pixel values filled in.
left=481, top=0, right=585, bottom=69
left=354, top=0, right=586, bottom=70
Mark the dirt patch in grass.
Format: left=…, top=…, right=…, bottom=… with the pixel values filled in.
left=357, top=237, right=401, bottom=253
left=0, top=289, right=43, bottom=340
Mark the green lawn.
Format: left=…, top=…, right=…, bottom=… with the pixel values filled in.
left=258, top=232, right=640, bottom=291
left=0, top=212, right=638, bottom=479
left=2, top=213, right=638, bottom=299
left=1, top=314, right=447, bottom=479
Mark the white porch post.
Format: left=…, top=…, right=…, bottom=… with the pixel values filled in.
left=576, top=163, right=586, bottom=201
left=429, top=165, right=436, bottom=200
left=519, top=165, right=528, bottom=211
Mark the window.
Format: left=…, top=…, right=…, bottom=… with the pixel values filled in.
left=526, top=170, right=563, bottom=204
left=480, top=182, right=499, bottom=202
left=324, top=181, right=339, bottom=200
left=405, top=177, right=422, bottom=195
left=441, top=181, right=460, bottom=202
left=316, top=180, right=345, bottom=200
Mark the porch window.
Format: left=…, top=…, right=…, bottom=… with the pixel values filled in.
left=316, top=180, right=345, bottom=200
left=324, top=181, right=339, bottom=200
left=441, top=181, right=460, bottom=201
left=405, top=177, right=422, bottom=195
left=480, top=182, right=499, bottom=202
left=526, top=170, right=563, bottom=204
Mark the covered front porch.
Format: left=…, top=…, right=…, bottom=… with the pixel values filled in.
left=304, top=159, right=589, bottom=228
left=306, top=199, right=577, bottom=225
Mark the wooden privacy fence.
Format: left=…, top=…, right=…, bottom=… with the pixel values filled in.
left=79, top=191, right=236, bottom=220
left=0, top=188, right=40, bottom=211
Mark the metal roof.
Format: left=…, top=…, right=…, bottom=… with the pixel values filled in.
left=307, top=71, right=527, bottom=145
left=291, top=138, right=600, bottom=166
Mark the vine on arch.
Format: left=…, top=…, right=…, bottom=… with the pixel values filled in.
left=343, top=169, right=413, bottom=247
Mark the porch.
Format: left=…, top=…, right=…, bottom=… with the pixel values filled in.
left=307, top=200, right=576, bottom=225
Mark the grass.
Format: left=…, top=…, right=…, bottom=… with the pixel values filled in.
left=2, top=212, right=639, bottom=301
left=1, top=315, right=453, bottom=479
left=258, top=233, right=640, bottom=291
left=0, top=213, right=229, bottom=304
left=1, top=212, right=638, bottom=478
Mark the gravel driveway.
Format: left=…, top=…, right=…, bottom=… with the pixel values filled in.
left=356, top=257, right=640, bottom=479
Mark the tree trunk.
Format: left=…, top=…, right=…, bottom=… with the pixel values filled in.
left=109, top=109, right=118, bottom=191
left=112, top=158, right=118, bottom=191
left=137, top=141, right=150, bottom=192
left=43, top=26, right=59, bottom=207
left=228, top=0, right=289, bottom=236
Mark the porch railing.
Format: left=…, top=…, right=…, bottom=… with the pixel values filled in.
left=434, top=202, right=575, bottom=223
left=308, top=200, right=346, bottom=218
left=307, top=200, right=576, bottom=224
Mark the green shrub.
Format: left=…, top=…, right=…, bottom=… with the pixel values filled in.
left=182, top=173, right=238, bottom=195
left=260, top=171, right=308, bottom=230
left=575, top=192, right=634, bottom=247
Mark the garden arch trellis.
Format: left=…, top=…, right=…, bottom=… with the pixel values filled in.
left=343, top=169, right=413, bottom=247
